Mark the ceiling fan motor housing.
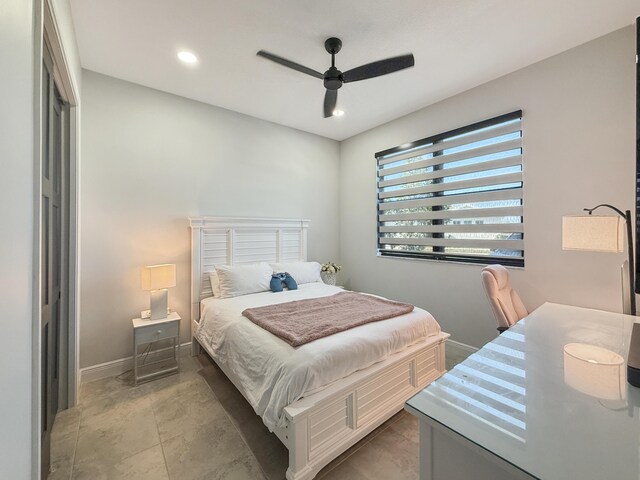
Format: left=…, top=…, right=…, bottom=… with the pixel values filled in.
left=324, top=66, right=343, bottom=90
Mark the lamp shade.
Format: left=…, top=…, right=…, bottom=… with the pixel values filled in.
left=141, top=264, right=176, bottom=291
left=562, top=215, right=624, bottom=253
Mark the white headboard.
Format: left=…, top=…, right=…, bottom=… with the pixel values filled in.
left=189, top=216, right=310, bottom=321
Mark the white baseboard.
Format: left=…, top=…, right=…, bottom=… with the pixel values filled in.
left=447, top=339, right=479, bottom=355
left=80, top=342, right=191, bottom=384
left=81, top=339, right=478, bottom=384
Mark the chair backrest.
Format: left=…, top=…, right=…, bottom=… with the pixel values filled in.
left=481, top=264, right=528, bottom=331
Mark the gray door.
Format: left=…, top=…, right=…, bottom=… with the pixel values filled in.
left=41, top=42, right=70, bottom=479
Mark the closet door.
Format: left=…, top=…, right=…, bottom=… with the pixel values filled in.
left=41, top=42, right=66, bottom=479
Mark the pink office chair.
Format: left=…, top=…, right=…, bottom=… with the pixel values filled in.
left=481, top=264, right=528, bottom=333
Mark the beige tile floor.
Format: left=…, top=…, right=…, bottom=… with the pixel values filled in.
left=48, top=345, right=471, bottom=480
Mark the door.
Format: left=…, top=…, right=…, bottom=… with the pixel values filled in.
left=41, top=41, right=69, bottom=479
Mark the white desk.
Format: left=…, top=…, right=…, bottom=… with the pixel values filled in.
left=406, top=303, right=640, bottom=480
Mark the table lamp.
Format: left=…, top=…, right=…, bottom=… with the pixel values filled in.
left=141, top=264, right=176, bottom=320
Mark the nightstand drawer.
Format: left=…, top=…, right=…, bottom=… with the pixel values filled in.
left=135, top=320, right=179, bottom=344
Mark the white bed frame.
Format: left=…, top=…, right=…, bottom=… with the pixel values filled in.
left=189, top=216, right=448, bottom=480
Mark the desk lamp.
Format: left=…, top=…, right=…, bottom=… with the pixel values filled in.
left=562, top=204, right=634, bottom=315
left=562, top=204, right=640, bottom=387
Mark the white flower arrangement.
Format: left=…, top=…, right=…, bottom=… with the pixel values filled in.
left=321, top=262, right=342, bottom=274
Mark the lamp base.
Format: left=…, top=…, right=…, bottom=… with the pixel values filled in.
left=627, top=323, right=640, bottom=387
left=141, top=308, right=171, bottom=320
left=150, top=289, right=168, bottom=320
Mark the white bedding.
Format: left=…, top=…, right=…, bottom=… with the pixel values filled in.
left=195, top=282, right=440, bottom=430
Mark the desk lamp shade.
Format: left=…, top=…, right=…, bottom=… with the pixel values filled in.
left=141, top=264, right=176, bottom=319
left=562, top=215, right=624, bottom=253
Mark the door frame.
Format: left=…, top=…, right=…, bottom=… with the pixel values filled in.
left=33, top=0, right=80, bottom=477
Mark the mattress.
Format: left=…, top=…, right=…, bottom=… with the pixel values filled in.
left=195, top=282, right=441, bottom=430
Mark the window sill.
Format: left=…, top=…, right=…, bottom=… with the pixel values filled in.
left=376, top=252, right=525, bottom=270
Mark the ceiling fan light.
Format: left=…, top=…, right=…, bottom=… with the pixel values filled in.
left=177, top=51, right=198, bottom=64
left=333, top=109, right=345, bottom=117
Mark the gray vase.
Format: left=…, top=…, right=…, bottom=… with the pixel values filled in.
left=321, top=271, right=337, bottom=286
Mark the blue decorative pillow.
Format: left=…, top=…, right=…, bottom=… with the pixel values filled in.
left=270, top=272, right=298, bottom=292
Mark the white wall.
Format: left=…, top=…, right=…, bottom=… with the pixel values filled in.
left=80, top=70, right=340, bottom=368
left=0, top=1, right=36, bottom=476
left=1, top=0, right=82, bottom=473
left=339, top=27, right=636, bottom=348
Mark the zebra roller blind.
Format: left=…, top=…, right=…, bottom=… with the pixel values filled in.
left=376, top=110, right=524, bottom=266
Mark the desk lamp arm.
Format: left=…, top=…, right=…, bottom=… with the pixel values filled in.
left=584, top=204, right=635, bottom=316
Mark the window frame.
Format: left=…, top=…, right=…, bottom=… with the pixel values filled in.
left=375, top=110, right=524, bottom=268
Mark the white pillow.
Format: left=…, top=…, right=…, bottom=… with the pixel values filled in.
left=270, top=261, right=321, bottom=285
left=208, top=270, right=221, bottom=297
left=215, top=262, right=273, bottom=298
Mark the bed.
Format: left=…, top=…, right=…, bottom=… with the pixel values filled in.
left=189, top=216, right=449, bottom=480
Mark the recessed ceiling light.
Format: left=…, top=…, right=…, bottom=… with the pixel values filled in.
left=333, top=109, right=345, bottom=117
left=177, top=51, right=198, bottom=64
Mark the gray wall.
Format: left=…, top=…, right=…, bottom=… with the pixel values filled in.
left=339, top=27, right=636, bottom=348
left=1, top=0, right=81, bottom=476
left=80, top=71, right=341, bottom=368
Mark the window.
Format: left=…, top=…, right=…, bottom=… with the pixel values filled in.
left=376, top=110, right=523, bottom=267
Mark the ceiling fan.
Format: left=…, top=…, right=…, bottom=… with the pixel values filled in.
left=257, top=37, right=415, bottom=118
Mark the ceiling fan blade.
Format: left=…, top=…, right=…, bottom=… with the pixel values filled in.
left=342, top=54, right=415, bottom=83
left=324, top=89, right=337, bottom=118
left=256, top=50, right=324, bottom=79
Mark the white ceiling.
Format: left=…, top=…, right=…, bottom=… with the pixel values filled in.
left=70, top=0, right=639, bottom=141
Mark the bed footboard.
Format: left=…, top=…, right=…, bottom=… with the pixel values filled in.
left=192, top=315, right=448, bottom=480
left=281, top=332, right=448, bottom=480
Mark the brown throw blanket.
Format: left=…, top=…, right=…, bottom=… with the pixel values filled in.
left=242, top=292, right=415, bottom=347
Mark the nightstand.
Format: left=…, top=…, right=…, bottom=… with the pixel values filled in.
left=132, top=311, right=180, bottom=385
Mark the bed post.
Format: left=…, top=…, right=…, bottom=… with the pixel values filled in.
left=189, top=217, right=203, bottom=356
left=286, top=417, right=312, bottom=480
left=300, top=219, right=309, bottom=261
